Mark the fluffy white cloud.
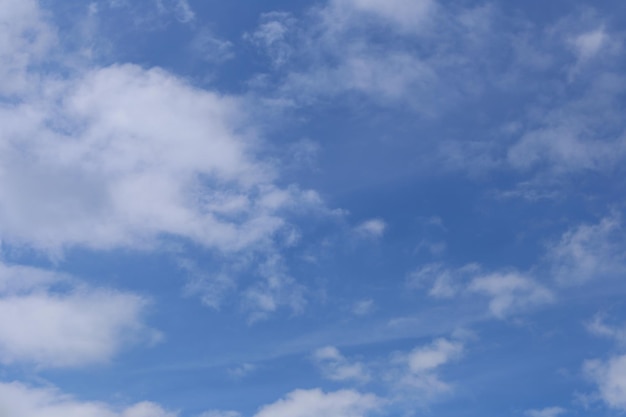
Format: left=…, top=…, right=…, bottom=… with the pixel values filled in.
left=469, top=272, right=553, bottom=319
left=313, top=346, right=370, bottom=383
left=0, top=381, right=176, bottom=417
left=1, top=63, right=285, bottom=253
left=585, top=354, right=626, bottom=411
left=0, top=0, right=329, bottom=259
left=253, top=389, right=381, bottom=417
left=549, top=215, right=626, bottom=285
left=0, top=261, right=157, bottom=368
left=407, top=338, right=463, bottom=374
left=354, top=219, right=387, bottom=239
left=386, top=337, right=464, bottom=403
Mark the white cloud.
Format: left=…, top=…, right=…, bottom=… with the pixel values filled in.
left=0, top=63, right=278, bottom=253
left=525, top=407, right=566, bottom=417
left=0, top=261, right=157, bottom=368
left=0, top=0, right=333, bottom=264
left=245, top=12, right=296, bottom=68
left=411, top=262, right=553, bottom=318
left=313, top=346, right=370, bottom=383
left=409, top=263, right=480, bottom=298
left=585, top=354, right=626, bottom=411
left=243, top=254, right=306, bottom=322
left=587, top=315, right=626, bottom=346
left=0, top=381, right=176, bottom=417
left=0, top=0, right=56, bottom=96
left=354, top=219, right=387, bottom=239
left=549, top=215, right=626, bottom=285
left=571, top=27, right=608, bottom=62
left=253, top=389, right=381, bottom=417
left=507, top=122, right=626, bottom=174
left=387, top=337, right=464, bottom=403
left=407, top=338, right=463, bottom=374
left=0, top=65, right=327, bottom=257
left=469, top=272, right=553, bottom=319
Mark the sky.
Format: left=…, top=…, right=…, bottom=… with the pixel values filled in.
left=1, top=0, right=626, bottom=416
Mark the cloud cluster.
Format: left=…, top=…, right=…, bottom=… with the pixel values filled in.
left=254, top=388, right=381, bottom=417
left=0, top=261, right=157, bottom=368
left=0, top=382, right=176, bottom=417
left=410, top=263, right=553, bottom=318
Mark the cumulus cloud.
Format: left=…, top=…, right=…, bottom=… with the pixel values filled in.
left=585, top=354, right=626, bottom=411
left=0, top=381, right=176, bottom=417
left=253, top=388, right=381, bottom=417
left=406, top=338, right=463, bottom=374
left=1, top=63, right=292, bottom=253
left=313, top=346, right=371, bottom=383
left=0, top=261, right=157, bottom=368
left=549, top=215, right=626, bottom=285
left=387, top=337, right=464, bottom=403
left=468, top=272, right=554, bottom=319
left=0, top=0, right=332, bottom=263
left=354, top=219, right=387, bottom=239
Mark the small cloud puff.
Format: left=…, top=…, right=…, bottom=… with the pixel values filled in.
left=354, top=219, right=387, bottom=239
left=525, top=407, right=567, bottom=417
left=571, top=27, right=607, bottom=62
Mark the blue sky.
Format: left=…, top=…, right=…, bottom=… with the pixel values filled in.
left=1, top=0, right=626, bottom=416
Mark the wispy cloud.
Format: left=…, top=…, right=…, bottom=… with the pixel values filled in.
left=313, top=346, right=371, bottom=383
